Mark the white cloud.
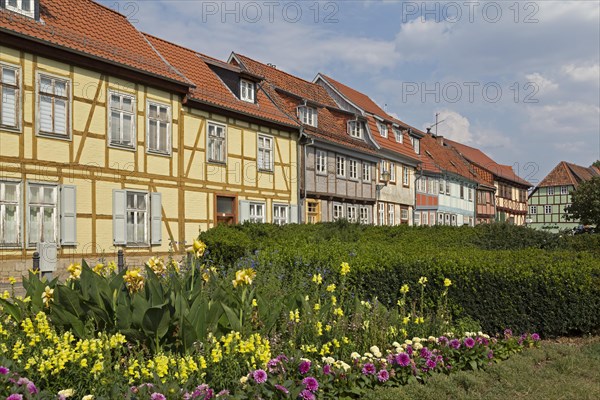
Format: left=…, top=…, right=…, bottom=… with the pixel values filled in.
left=525, top=73, right=558, bottom=94
left=562, top=64, right=600, bottom=85
left=423, top=109, right=473, bottom=143
left=525, top=102, right=600, bottom=135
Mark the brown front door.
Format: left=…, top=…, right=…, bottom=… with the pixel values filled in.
left=216, top=195, right=236, bottom=225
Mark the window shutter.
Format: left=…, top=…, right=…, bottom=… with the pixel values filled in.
left=112, top=190, right=126, bottom=245
left=60, top=185, right=77, bottom=245
left=289, top=205, right=298, bottom=224
left=239, top=200, right=250, bottom=223
left=150, top=192, right=162, bottom=245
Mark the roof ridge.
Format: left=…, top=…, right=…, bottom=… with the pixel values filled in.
left=235, top=53, right=317, bottom=87
left=139, top=32, right=194, bottom=87
left=90, top=0, right=133, bottom=20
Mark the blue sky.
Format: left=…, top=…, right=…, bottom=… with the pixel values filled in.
left=100, top=0, right=600, bottom=185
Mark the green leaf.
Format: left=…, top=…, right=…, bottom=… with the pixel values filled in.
left=220, top=302, right=242, bottom=332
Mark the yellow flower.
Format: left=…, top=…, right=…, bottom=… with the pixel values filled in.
left=444, top=278, right=452, bottom=287
left=340, top=262, right=350, bottom=276
left=58, top=389, right=75, bottom=398
left=251, top=299, right=258, bottom=307
left=146, top=257, right=167, bottom=277
left=311, top=274, right=322, bottom=285
left=400, top=284, right=410, bottom=294
left=289, top=309, right=300, bottom=323
left=82, top=395, right=94, bottom=400
left=67, top=263, right=82, bottom=280
left=403, top=315, right=411, bottom=325
left=326, top=284, right=336, bottom=292
left=124, top=268, right=145, bottom=294
left=41, top=286, right=54, bottom=307
left=232, top=268, right=257, bottom=288
left=8, top=276, right=16, bottom=285
left=418, top=276, right=428, bottom=286
left=333, top=307, right=344, bottom=317
left=313, top=303, right=320, bottom=311
left=331, top=295, right=337, bottom=305
left=189, top=239, right=207, bottom=258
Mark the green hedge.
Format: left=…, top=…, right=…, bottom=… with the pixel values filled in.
left=200, top=222, right=600, bottom=337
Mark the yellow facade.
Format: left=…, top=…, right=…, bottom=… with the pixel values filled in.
left=0, top=46, right=298, bottom=278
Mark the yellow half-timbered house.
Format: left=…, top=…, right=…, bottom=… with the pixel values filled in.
left=0, top=0, right=299, bottom=279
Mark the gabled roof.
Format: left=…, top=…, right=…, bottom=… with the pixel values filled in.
left=420, top=134, right=492, bottom=188
left=0, top=0, right=190, bottom=87
left=444, top=138, right=532, bottom=187
left=315, top=74, right=420, bottom=163
left=144, top=36, right=299, bottom=128
left=538, top=161, right=600, bottom=188
left=232, top=53, right=377, bottom=155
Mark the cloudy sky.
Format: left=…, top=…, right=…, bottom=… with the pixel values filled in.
left=100, top=0, right=600, bottom=185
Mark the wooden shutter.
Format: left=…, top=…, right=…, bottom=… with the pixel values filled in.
left=112, top=190, right=126, bottom=245
left=60, top=185, right=77, bottom=245
left=238, top=200, right=250, bottom=223
left=150, top=192, right=162, bottom=245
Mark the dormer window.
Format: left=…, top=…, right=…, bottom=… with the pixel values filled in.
left=377, top=121, right=388, bottom=138
left=240, top=79, right=255, bottom=103
left=348, top=120, right=364, bottom=138
left=5, top=0, right=35, bottom=19
left=410, top=136, right=420, bottom=154
left=393, top=128, right=403, bottom=143
left=298, top=105, right=317, bottom=127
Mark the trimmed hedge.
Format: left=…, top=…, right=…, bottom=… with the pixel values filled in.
left=200, top=222, right=600, bottom=337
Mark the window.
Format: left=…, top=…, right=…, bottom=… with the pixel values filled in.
left=273, top=204, right=288, bottom=225
left=430, top=212, right=436, bottom=226
left=410, top=136, right=420, bottom=154
left=362, top=163, right=371, bottom=181
left=401, top=208, right=409, bottom=221
left=544, top=205, right=552, bottom=214
left=348, top=159, right=358, bottom=180
left=460, top=185, right=465, bottom=199
left=27, top=183, right=58, bottom=246
left=379, top=160, right=387, bottom=177
left=547, top=187, right=554, bottom=195
left=393, top=127, right=403, bottom=143
left=451, top=214, right=457, bottom=226
left=126, top=192, right=148, bottom=245
left=377, top=121, right=388, bottom=138
left=240, top=79, right=255, bottom=102
left=249, top=203, right=265, bottom=223
left=348, top=120, right=363, bottom=138
left=307, top=201, right=320, bottom=223
left=389, top=162, right=396, bottom=183
left=207, top=122, right=227, bottom=163
left=258, top=135, right=273, bottom=171
left=347, top=205, right=357, bottom=223
left=336, top=155, right=346, bottom=177
left=403, top=167, right=410, bottom=186
left=560, top=186, right=569, bottom=195
left=5, top=0, right=35, bottom=18
left=422, top=211, right=429, bottom=226
left=468, top=188, right=473, bottom=201
left=445, top=213, right=450, bottom=225
left=333, top=204, right=344, bottom=221
left=38, top=74, right=70, bottom=138
left=1, top=64, right=19, bottom=130
left=446, top=181, right=451, bottom=195
left=414, top=212, right=420, bottom=226
left=108, top=91, right=135, bottom=147
left=388, top=204, right=395, bottom=225
left=439, top=180, right=445, bottom=195
left=529, top=206, right=537, bottom=215
left=0, top=181, right=20, bottom=247
left=114, top=190, right=161, bottom=246
left=216, top=196, right=236, bottom=225
left=378, top=203, right=385, bottom=225
left=298, top=106, right=317, bottom=127
left=147, top=102, right=171, bottom=154
left=359, top=206, right=370, bottom=224
left=428, top=178, right=436, bottom=194
left=315, top=150, right=327, bottom=175
left=438, top=213, right=444, bottom=225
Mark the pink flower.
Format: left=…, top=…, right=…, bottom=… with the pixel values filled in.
left=275, top=384, right=289, bottom=394
left=7, top=395, right=23, bottom=400
left=252, top=369, right=268, bottom=384
left=302, top=377, right=319, bottom=392
left=0, top=366, right=9, bottom=375
left=299, top=389, right=315, bottom=400
left=151, top=393, right=166, bottom=400
left=362, top=363, right=376, bottom=375
left=395, top=353, right=411, bottom=367
left=377, top=369, right=390, bottom=382
left=464, top=337, right=475, bottom=348
left=299, top=360, right=311, bottom=375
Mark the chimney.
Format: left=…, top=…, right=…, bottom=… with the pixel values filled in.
left=426, top=127, right=431, bottom=134
left=436, top=136, right=444, bottom=146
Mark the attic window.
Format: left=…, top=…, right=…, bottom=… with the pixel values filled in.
left=393, top=127, right=403, bottom=143
left=5, top=0, right=35, bottom=19
left=377, top=121, right=388, bottom=138
left=240, top=79, right=255, bottom=103
left=348, top=120, right=364, bottom=139
left=411, top=136, right=421, bottom=154
left=298, top=106, right=317, bottom=127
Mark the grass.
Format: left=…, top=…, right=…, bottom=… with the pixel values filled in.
left=366, top=336, right=600, bottom=400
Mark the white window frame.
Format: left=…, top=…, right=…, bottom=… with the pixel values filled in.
left=333, top=203, right=344, bottom=221
left=359, top=206, right=370, bottom=224
left=389, top=162, right=396, bottom=183
left=347, top=205, right=357, bottom=223
left=403, top=167, right=410, bottom=187
left=240, top=79, right=255, bottom=103
left=348, top=159, right=358, bottom=180
left=529, top=206, right=537, bottom=215
left=298, top=105, right=317, bottom=127
left=336, top=155, right=346, bottom=178
left=26, top=182, right=58, bottom=247
left=0, top=63, right=20, bottom=131
left=362, top=162, right=371, bottom=182
left=377, top=121, right=388, bottom=138
left=544, top=205, right=552, bottom=214
left=258, top=134, right=274, bottom=171
left=388, top=204, right=395, bottom=225
left=249, top=202, right=265, bottom=223
left=414, top=211, right=421, bottom=226
left=422, top=211, right=429, bottom=226
left=401, top=208, right=409, bottom=221
left=207, top=121, right=227, bottom=163
left=37, top=73, right=71, bottom=139
left=0, top=180, right=21, bottom=248
left=108, top=90, right=136, bottom=149
left=315, top=149, right=327, bottom=175
left=125, top=191, right=149, bottom=246
left=273, top=204, right=288, bottom=225
left=348, top=120, right=363, bottom=139
left=5, top=0, right=35, bottom=18
left=146, top=101, right=171, bottom=155
left=468, top=187, right=473, bottom=201
left=378, top=203, right=385, bottom=225
left=560, top=186, right=568, bottom=195
left=393, top=127, right=403, bottom=143
left=547, top=187, right=554, bottom=195
left=411, top=137, right=420, bottom=154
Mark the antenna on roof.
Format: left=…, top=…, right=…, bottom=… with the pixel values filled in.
left=267, top=63, right=277, bottom=68
left=427, top=112, right=446, bottom=136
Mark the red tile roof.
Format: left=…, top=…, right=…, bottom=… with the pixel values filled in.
left=444, top=139, right=532, bottom=187
left=538, top=161, right=600, bottom=188
left=316, top=74, right=420, bottom=163
left=144, top=36, right=299, bottom=128
left=0, top=0, right=190, bottom=85
left=232, top=53, right=377, bottom=155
